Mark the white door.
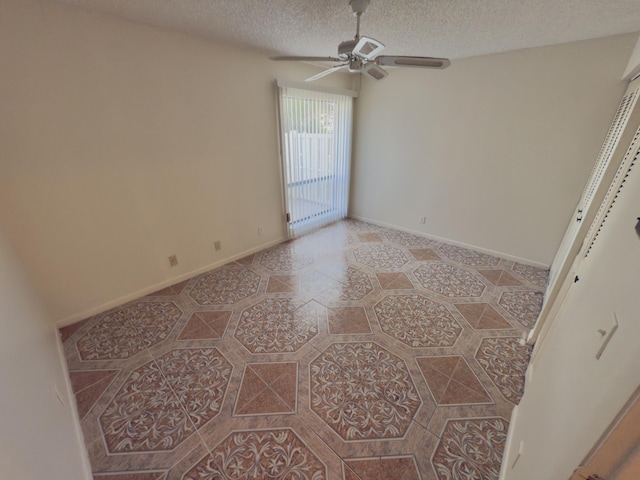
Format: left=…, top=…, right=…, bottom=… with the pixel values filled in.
left=500, top=123, right=640, bottom=480
left=528, top=79, right=640, bottom=343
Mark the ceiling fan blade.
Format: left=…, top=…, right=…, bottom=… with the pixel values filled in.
left=362, top=63, right=388, bottom=80
left=375, top=55, right=451, bottom=69
left=305, top=64, right=348, bottom=82
left=270, top=56, right=342, bottom=62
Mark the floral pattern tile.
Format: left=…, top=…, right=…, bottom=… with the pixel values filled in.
left=438, top=244, right=501, bottom=267
left=60, top=219, right=540, bottom=479
left=476, top=337, right=531, bottom=404
left=100, top=348, right=231, bottom=453
left=260, top=244, right=314, bottom=271
left=432, top=417, right=508, bottom=480
left=310, top=342, right=421, bottom=441
left=353, top=244, right=409, bottom=269
left=183, top=429, right=325, bottom=480
left=512, top=262, right=549, bottom=288
left=189, top=265, right=260, bottom=305
left=374, top=294, right=462, bottom=348
left=499, top=291, right=544, bottom=328
left=414, top=264, right=485, bottom=298
left=76, top=301, right=181, bottom=360
left=235, top=298, right=318, bottom=353
left=381, top=230, right=432, bottom=248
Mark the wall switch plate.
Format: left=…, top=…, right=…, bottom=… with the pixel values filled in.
left=168, top=255, right=178, bottom=267
left=214, top=241, right=222, bottom=251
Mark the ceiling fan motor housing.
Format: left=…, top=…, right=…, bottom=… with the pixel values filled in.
left=338, top=39, right=358, bottom=60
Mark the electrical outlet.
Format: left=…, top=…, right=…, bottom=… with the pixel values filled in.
left=214, top=241, right=222, bottom=251
left=258, top=226, right=263, bottom=237
left=168, top=255, right=178, bottom=267
left=420, top=216, right=427, bottom=224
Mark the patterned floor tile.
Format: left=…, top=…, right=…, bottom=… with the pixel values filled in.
left=235, top=298, right=318, bottom=353
left=499, top=291, right=544, bottom=328
left=416, top=356, right=492, bottom=405
left=344, top=456, right=421, bottom=480
left=374, top=294, right=462, bottom=347
left=381, top=230, right=432, bottom=248
left=478, top=269, right=523, bottom=286
left=100, top=348, right=231, bottom=453
left=414, top=264, right=485, bottom=298
left=432, top=417, right=508, bottom=480
left=76, top=301, right=181, bottom=360
left=512, top=262, right=549, bottom=287
left=353, top=244, right=409, bottom=269
left=476, top=337, right=531, bottom=404
left=358, top=232, right=382, bottom=242
left=189, top=266, right=260, bottom=305
left=409, top=248, right=441, bottom=261
left=438, top=244, right=501, bottom=267
left=60, top=219, right=545, bottom=478
left=455, top=303, right=513, bottom=330
left=183, top=429, right=325, bottom=479
left=327, top=307, right=372, bottom=335
left=234, top=362, right=297, bottom=415
left=69, top=370, right=119, bottom=419
left=266, top=274, right=299, bottom=293
left=310, top=342, right=421, bottom=441
left=376, top=272, right=414, bottom=290
left=177, top=311, right=232, bottom=340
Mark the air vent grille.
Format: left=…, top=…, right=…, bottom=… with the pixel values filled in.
left=585, top=125, right=640, bottom=258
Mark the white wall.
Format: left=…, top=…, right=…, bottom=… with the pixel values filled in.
left=0, top=226, right=90, bottom=479
left=351, top=34, right=636, bottom=265
left=624, top=33, right=640, bottom=80
left=0, top=0, right=350, bottom=324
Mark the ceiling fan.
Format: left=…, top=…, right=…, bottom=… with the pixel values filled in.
left=271, top=0, right=450, bottom=82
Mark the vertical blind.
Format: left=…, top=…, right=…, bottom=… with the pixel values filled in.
left=277, top=84, right=354, bottom=237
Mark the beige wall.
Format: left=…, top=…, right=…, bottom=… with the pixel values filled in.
left=350, top=34, right=637, bottom=265
left=0, top=0, right=350, bottom=323
left=624, top=33, right=640, bottom=79
left=0, top=225, right=90, bottom=479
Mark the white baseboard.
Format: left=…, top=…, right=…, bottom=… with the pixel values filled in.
left=55, top=330, right=94, bottom=480
left=348, top=215, right=550, bottom=269
left=56, top=236, right=287, bottom=328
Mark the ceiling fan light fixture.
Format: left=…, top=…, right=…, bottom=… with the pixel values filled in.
left=363, top=63, right=388, bottom=80
left=353, top=36, right=385, bottom=60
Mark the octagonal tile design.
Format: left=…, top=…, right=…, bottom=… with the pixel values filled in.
left=315, top=266, right=374, bottom=302
left=438, top=244, right=500, bottom=267
left=432, top=417, right=508, bottom=480
left=353, top=244, right=409, bottom=269
left=476, top=337, right=531, bottom=404
left=76, top=301, right=182, bottom=360
left=374, top=294, right=462, bottom=348
left=189, top=266, right=260, bottom=306
left=414, top=264, right=485, bottom=298
left=381, top=230, right=432, bottom=248
left=235, top=298, right=318, bottom=353
left=512, top=262, right=549, bottom=288
left=183, top=428, right=325, bottom=480
left=344, top=456, right=421, bottom=480
left=260, top=244, right=314, bottom=271
left=498, top=291, right=544, bottom=328
left=100, top=348, right=231, bottom=453
left=310, top=342, right=421, bottom=441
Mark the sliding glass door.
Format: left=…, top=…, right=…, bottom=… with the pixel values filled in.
left=277, top=84, right=354, bottom=237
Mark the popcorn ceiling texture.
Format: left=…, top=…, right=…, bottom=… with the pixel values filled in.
left=55, top=0, right=640, bottom=60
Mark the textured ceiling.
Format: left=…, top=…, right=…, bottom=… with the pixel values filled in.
left=54, top=0, right=640, bottom=60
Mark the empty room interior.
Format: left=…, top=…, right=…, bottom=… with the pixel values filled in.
left=2, top=0, right=640, bottom=479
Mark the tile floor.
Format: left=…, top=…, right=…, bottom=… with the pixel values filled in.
left=60, top=219, right=548, bottom=480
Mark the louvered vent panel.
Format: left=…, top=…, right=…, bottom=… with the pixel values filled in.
left=585, top=125, right=640, bottom=258
left=580, top=89, right=639, bottom=210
